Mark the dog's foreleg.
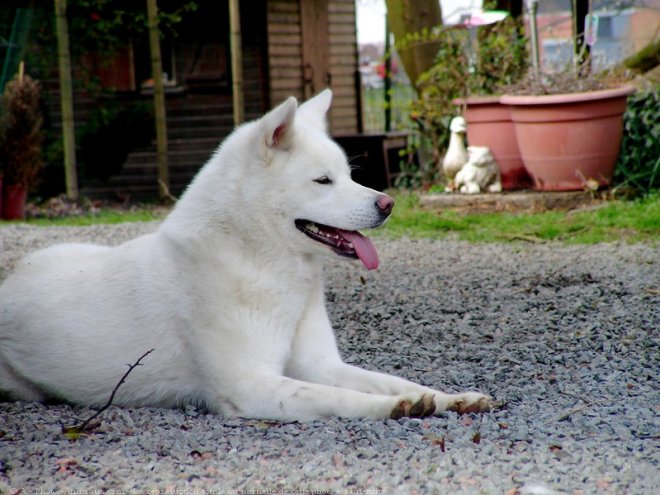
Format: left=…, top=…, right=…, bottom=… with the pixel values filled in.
left=290, top=351, right=493, bottom=414
left=303, top=362, right=494, bottom=415
left=287, top=296, right=494, bottom=415
left=206, top=373, right=436, bottom=421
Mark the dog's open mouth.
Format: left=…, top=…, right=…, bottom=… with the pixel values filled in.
left=295, top=220, right=379, bottom=270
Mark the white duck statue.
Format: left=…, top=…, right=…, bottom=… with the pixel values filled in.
left=442, top=116, right=469, bottom=190
left=455, top=146, right=503, bottom=194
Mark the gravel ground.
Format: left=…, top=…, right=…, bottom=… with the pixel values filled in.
left=0, top=222, right=658, bottom=494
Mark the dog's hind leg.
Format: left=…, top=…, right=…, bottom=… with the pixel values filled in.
left=0, top=356, right=47, bottom=402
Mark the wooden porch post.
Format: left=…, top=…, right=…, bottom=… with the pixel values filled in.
left=229, top=0, right=244, bottom=125
left=54, top=0, right=79, bottom=201
left=146, top=0, right=170, bottom=200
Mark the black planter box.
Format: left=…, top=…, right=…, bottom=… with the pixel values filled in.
left=333, top=131, right=417, bottom=191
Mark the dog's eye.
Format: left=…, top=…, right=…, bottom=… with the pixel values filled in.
left=314, top=176, right=333, bottom=185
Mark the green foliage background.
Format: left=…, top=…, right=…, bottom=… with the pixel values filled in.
left=403, top=17, right=528, bottom=188
left=615, top=89, right=660, bottom=195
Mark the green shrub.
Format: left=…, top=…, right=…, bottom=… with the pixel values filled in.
left=407, top=16, right=528, bottom=187
left=615, top=89, right=660, bottom=195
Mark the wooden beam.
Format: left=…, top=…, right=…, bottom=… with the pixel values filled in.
left=572, top=0, right=590, bottom=71
left=229, top=0, right=244, bottom=124
left=53, top=0, right=78, bottom=201
left=146, top=0, right=170, bottom=200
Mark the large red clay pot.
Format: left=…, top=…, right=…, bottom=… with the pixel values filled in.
left=454, top=96, right=531, bottom=190
left=501, top=85, right=635, bottom=191
left=1, top=183, right=28, bottom=220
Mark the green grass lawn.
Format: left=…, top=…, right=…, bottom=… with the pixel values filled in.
left=21, top=208, right=166, bottom=226
left=4, top=193, right=658, bottom=244
left=380, top=193, right=660, bottom=244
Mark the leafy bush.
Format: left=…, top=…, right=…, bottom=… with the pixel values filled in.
left=406, top=16, right=528, bottom=187
left=615, top=90, right=660, bottom=195
left=66, top=0, right=198, bottom=57
left=0, top=73, right=44, bottom=187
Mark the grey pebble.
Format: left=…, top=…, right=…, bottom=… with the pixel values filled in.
left=0, top=223, right=659, bottom=494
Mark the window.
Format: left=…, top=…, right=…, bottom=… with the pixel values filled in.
left=597, top=16, right=613, bottom=39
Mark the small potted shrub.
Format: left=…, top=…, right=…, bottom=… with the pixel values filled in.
left=0, top=70, right=44, bottom=220
left=496, top=2, right=636, bottom=191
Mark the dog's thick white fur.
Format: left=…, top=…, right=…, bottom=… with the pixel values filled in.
left=0, top=91, right=492, bottom=421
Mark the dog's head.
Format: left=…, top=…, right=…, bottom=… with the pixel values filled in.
left=233, top=90, right=394, bottom=270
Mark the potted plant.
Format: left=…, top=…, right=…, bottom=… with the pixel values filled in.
left=493, top=0, right=639, bottom=192
left=0, top=69, right=44, bottom=220
left=500, top=70, right=635, bottom=191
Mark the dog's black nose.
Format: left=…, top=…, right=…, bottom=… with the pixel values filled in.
left=376, top=195, right=394, bottom=216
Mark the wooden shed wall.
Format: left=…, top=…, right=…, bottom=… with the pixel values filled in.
left=267, top=0, right=305, bottom=104
left=266, top=0, right=360, bottom=134
left=327, top=0, right=360, bottom=134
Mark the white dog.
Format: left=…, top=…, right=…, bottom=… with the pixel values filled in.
left=0, top=90, right=493, bottom=421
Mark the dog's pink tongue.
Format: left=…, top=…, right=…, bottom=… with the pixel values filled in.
left=340, top=230, right=379, bottom=270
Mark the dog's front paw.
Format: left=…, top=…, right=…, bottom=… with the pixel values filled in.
left=390, top=393, right=436, bottom=420
left=445, top=392, right=499, bottom=414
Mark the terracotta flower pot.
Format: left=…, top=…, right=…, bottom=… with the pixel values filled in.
left=1, top=183, right=28, bottom=220
left=500, top=85, right=636, bottom=191
left=454, top=96, right=531, bottom=190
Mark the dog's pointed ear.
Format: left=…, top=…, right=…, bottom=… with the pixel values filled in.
left=297, top=89, right=332, bottom=133
left=262, top=96, right=297, bottom=151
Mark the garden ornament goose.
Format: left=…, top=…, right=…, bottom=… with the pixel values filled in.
left=442, top=116, right=469, bottom=189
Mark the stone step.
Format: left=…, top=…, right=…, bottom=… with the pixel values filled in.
left=420, top=191, right=600, bottom=213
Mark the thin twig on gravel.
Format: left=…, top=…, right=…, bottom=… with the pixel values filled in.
left=543, top=403, right=590, bottom=425
left=62, top=348, right=155, bottom=438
